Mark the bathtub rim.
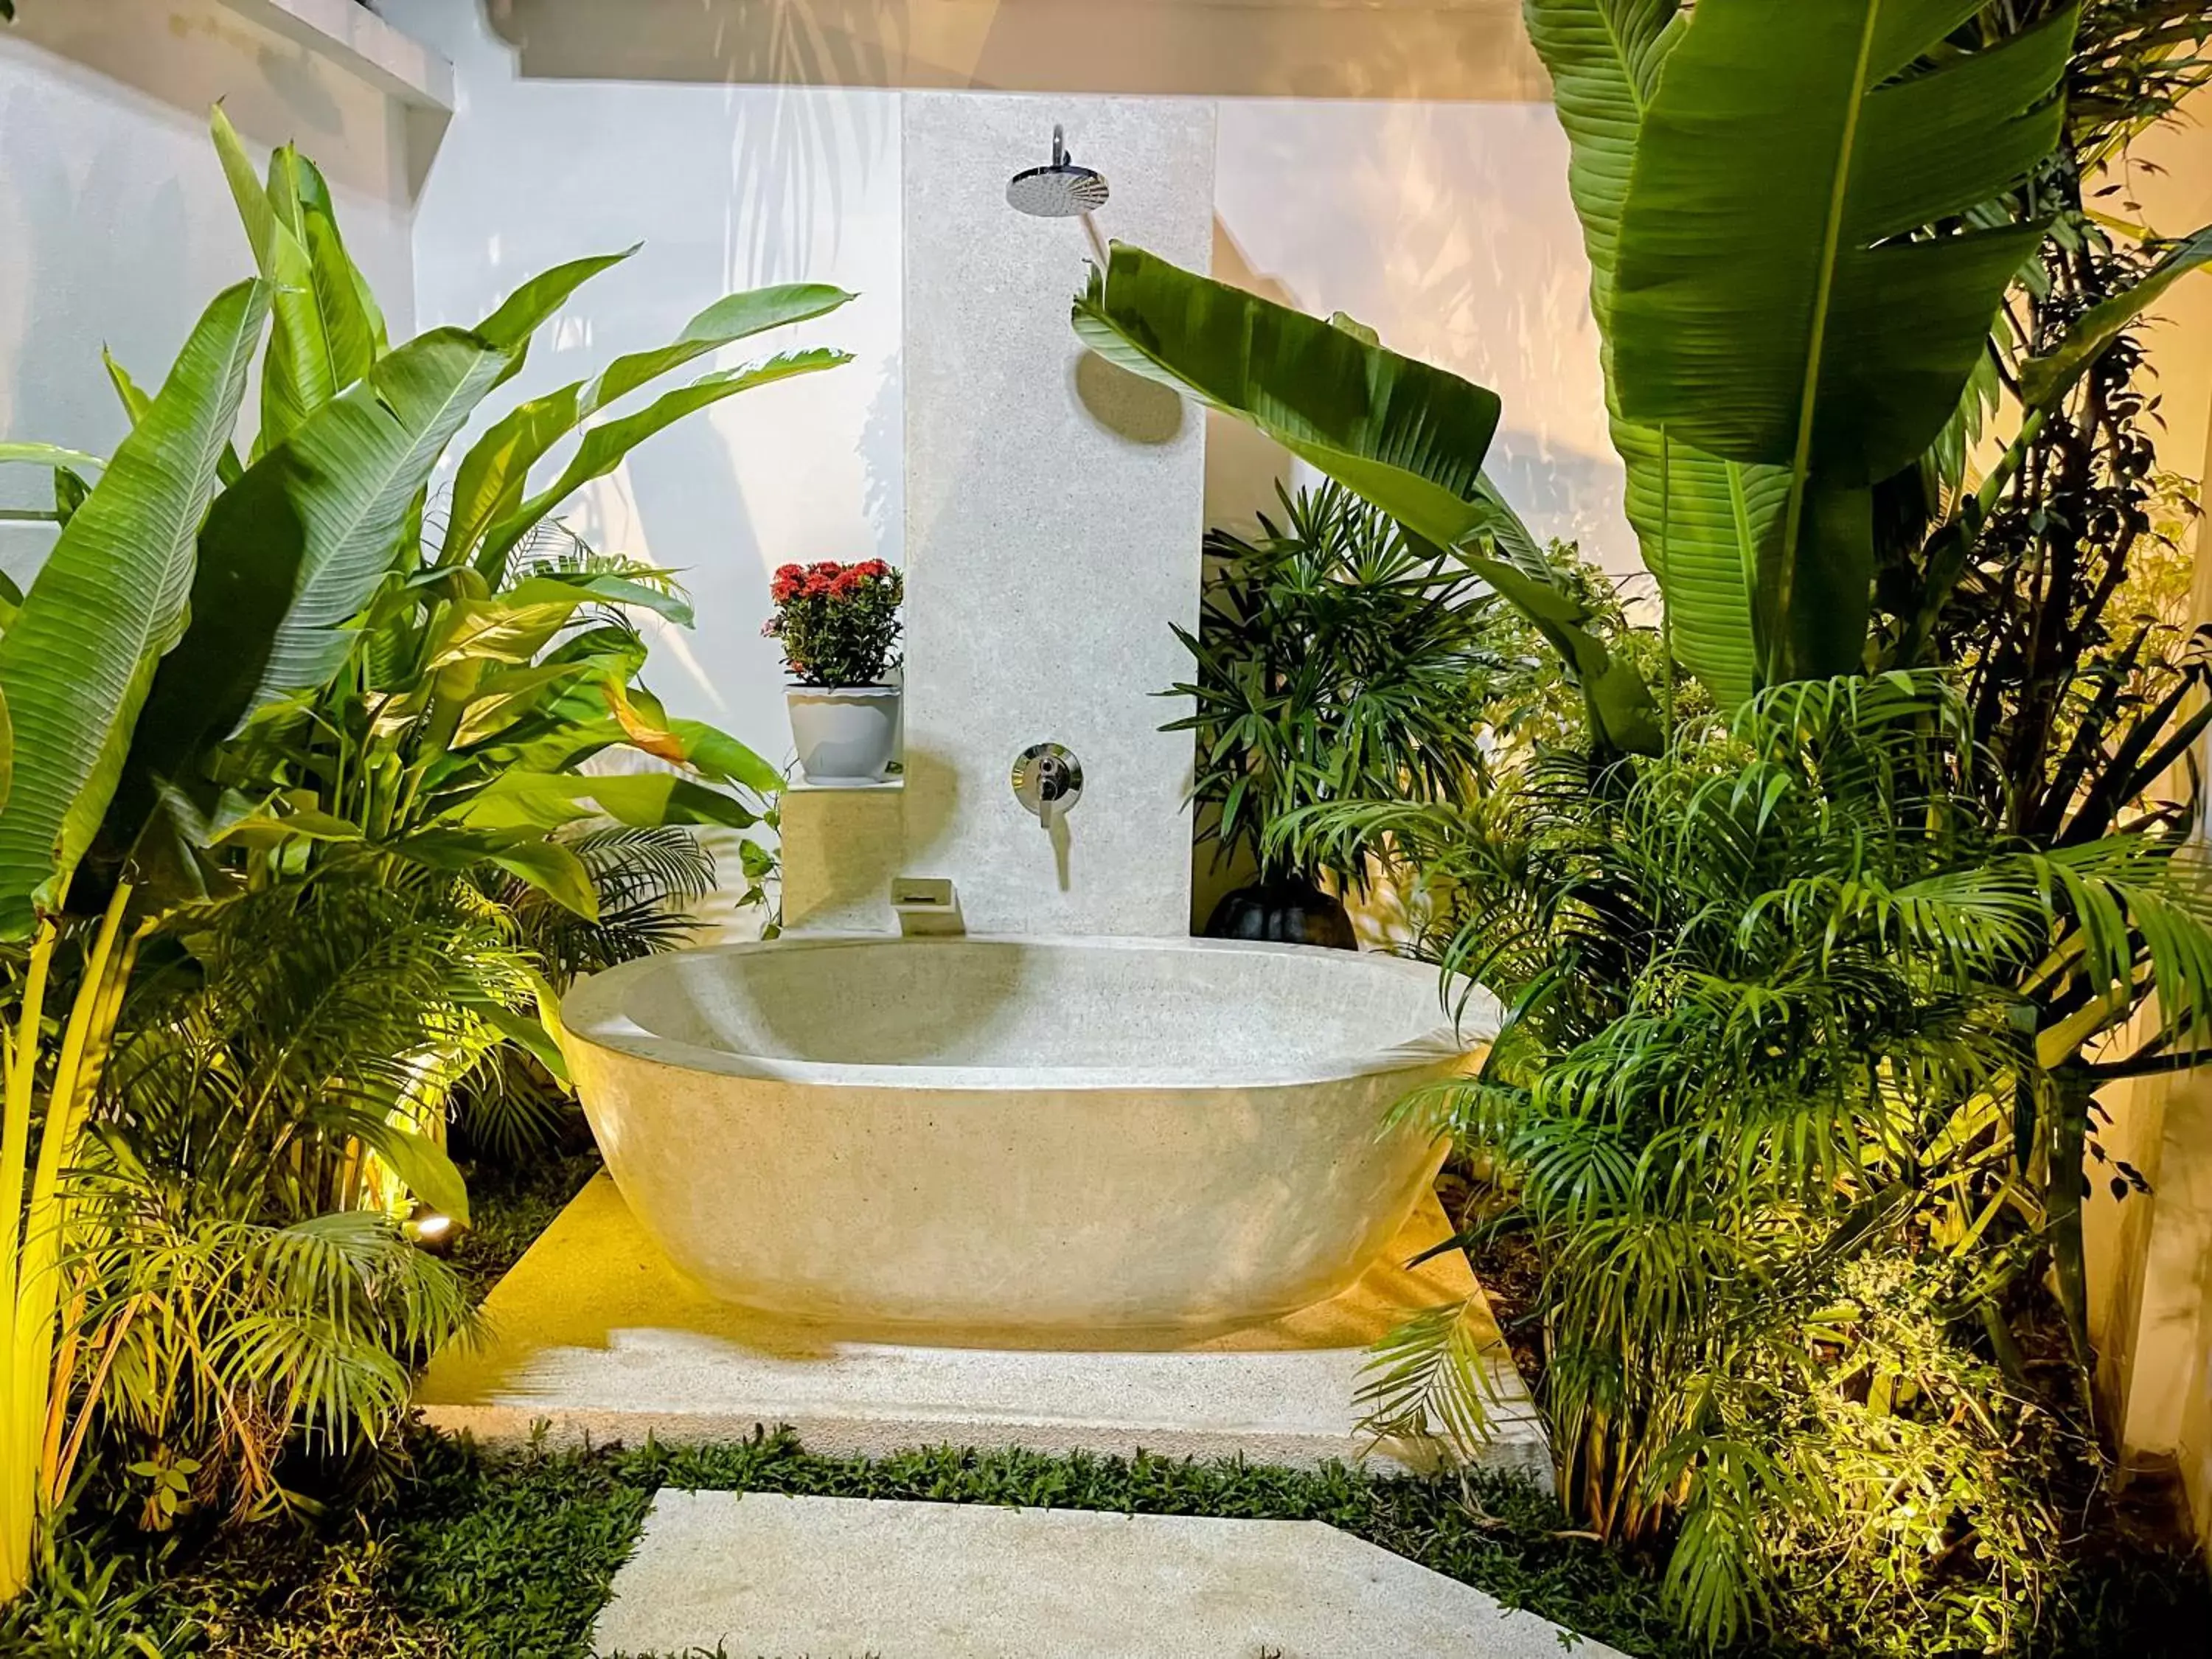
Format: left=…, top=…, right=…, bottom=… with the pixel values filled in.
left=560, top=933, right=1495, bottom=1093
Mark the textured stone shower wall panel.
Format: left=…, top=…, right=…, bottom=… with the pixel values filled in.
left=901, top=92, right=1211, bottom=936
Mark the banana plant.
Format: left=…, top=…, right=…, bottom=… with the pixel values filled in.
left=1521, top=0, right=1783, bottom=712
left=1587, top=0, right=2078, bottom=685
left=1071, top=243, right=1662, bottom=755
left=92, top=110, right=847, bottom=918
left=0, top=111, right=852, bottom=1593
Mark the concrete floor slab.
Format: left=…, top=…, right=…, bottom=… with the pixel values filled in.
left=591, top=1492, right=1624, bottom=1658
left=419, top=1175, right=1545, bottom=1478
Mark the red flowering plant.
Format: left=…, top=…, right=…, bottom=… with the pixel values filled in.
left=763, top=559, right=905, bottom=686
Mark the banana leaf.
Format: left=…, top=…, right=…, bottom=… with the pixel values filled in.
left=443, top=771, right=762, bottom=834
left=1071, top=242, right=1660, bottom=754
left=117, top=327, right=516, bottom=841
left=268, top=143, right=387, bottom=389
left=440, top=282, right=853, bottom=568
left=0, top=442, right=104, bottom=474
left=1526, top=0, right=1781, bottom=711
left=1611, top=0, right=2077, bottom=681
left=472, top=348, right=855, bottom=578
left=0, top=280, right=268, bottom=937
left=212, top=106, right=341, bottom=456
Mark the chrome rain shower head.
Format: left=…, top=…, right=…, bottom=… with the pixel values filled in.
left=1007, top=125, right=1109, bottom=218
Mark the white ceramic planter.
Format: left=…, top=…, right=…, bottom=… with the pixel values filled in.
left=787, top=684, right=900, bottom=784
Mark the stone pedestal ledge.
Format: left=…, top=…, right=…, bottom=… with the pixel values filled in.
left=419, top=1175, right=1547, bottom=1479
left=592, top=1491, right=1625, bottom=1658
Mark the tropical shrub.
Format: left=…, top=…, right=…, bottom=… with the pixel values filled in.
left=1166, top=481, right=1519, bottom=895
left=764, top=558, right=903, bottom=686
left=63, top=872, right=524, bottom=1526
left=0, top=108, right=848, bottom=1593
left=1073, top=4, right=2212, bottom=1649
left=1285, top=675, right=2212, bottom=1646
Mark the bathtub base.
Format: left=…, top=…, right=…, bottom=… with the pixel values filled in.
left=417, top=1175, right=1548, bottom=1482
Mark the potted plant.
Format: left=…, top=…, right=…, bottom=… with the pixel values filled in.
left=1166, top=481, right=1521, bottom=948
left=767, top=558, right=905, bottom=784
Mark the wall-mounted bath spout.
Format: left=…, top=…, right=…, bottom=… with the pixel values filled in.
left=1012, top=742, right=1082, bottom=829
left=892, top=876, right=964, bottom=937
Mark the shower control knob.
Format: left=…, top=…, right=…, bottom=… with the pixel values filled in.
left=1012, top=743, right=1082, bottom=827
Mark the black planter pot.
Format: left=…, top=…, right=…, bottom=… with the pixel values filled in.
left=1202, top=874, right=1358, bottom=950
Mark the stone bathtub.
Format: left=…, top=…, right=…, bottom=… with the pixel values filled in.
left=560, top=935, right=1493, bottom=1336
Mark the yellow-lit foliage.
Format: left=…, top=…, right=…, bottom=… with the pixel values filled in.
left=0, top=886, right=137, bottom=1600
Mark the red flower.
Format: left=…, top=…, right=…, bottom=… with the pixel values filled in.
left=830, top=567, right=866, bottom=597
left=856, top=559, right=890, bottom=579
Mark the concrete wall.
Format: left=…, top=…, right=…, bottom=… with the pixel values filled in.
left=900, top=93, right=1211, bottom=936
left=0, top=0, right=419, bottom=592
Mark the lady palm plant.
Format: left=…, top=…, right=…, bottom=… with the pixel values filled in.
left=1284, top=675, right=2212, bottom=1649
left=1168, top=481, right=1517, bottom=931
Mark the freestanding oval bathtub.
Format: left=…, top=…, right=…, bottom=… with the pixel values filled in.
left=561, top=935, right=1493, bottom=1335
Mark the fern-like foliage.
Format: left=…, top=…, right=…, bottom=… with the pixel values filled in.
left=1288, top=670, right=2212, bottom=1651
left=501, top=824, right=716, bottom=985
left=1352, top=1298, right=1503, bottom=1460
left=69, top=873, right=515, bottom=1517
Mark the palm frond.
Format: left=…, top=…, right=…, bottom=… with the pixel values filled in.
left=1354, top=1298, right=1502, bottom=1461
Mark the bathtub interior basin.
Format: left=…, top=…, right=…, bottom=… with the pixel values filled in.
left=597, top=933, right=1478, bottom=1079
left=562, top=935, right=1495, bottom=1336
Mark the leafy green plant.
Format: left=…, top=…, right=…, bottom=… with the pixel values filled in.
left=60, top=874, right=509, bottom=1520
left=119, top=110, right=827, bottom=936
left=0, top=107, right=846, bottom=1594
left=0, top=272, right=271, bottom=1602
left=1284, top=674, right=2212, bottom=1646
left=0, top=1535, right=192, bottom=1658
left=460, top=825, right=720, bottom=1161
left=1168, top=481, right=1517, bottom=892
left=1597, top=0, right=2076, bottom=686
left=1071, top=245, right=1662, bottom=756
left=1529, top=0, right=2211, bottom=707
left=764, top=560, right=902, bottom=687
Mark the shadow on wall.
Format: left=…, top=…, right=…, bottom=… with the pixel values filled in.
left=8, top=0, right=415, bottom=201
left=1073, top=351, right=1182, bottom=446
left=479, top=0, right=1551, bottom=100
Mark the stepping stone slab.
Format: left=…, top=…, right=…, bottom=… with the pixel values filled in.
left=593, top=1492, right=1625, bottom=1658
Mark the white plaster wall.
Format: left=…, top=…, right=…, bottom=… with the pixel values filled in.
left=385, top=0, right=905, bottom=768
left=1211, top=97, right=1629, bottom=580
left=0, top=0, right=417, bottom=591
